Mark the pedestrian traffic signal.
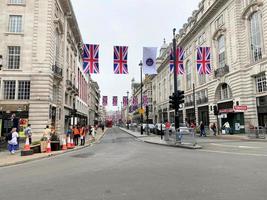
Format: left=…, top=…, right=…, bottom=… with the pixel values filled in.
left=177, top=90, right=185, bottom=105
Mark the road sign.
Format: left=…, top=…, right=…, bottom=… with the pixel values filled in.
left=139, top=108, right=144, bottom=114
left=234, top=105, right=247, bottom=111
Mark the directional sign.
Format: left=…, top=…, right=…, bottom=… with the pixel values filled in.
left=234, top=105, right=247, bottom=111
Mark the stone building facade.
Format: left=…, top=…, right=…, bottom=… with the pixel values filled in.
left=0, top=0, right=94, bottom=139
left=153, top=0, right=267, bottom=133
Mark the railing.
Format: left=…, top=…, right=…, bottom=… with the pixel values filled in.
left=52, top=64, right=63, bottom=78
left=214, top=65, right=229, bottom=78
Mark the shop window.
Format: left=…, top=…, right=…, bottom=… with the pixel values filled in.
left=256, top=74, right=267, bottom=93
left=3, top=80, right=16, bottom=100
left=18, top=81, right=30, bottom=100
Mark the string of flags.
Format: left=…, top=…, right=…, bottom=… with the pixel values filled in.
left=82, top=44, right=211, bottom=75
left=101, top=95, right=149, bottom=107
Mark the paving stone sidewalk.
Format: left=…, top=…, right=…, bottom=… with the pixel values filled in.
left=0, top=129, right=107, bottom=167
left=119, top=127, right=202, bottom=149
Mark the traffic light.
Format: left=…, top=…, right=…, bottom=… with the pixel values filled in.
left=169, top=92, right=177, bottom=110
left=213, top=105, right=219, bottom=115
left=177, top=90, right=185, bottom=105
left=145, top=105, right=149, bottom=117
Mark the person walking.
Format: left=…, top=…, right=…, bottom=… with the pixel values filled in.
left=91, top=125, right=96, bottom=140
left=73, top=125, right=80, bottom=146
left=210, top=123, right=217, bottom=136
left=43, top=125, right=51, bottom=140
left=80, top=126, right=86, bottom=146
left=101, top=124, right=105, bottom=132
left=200, top=121, right=206, bottom=137
left=7, top=128, right=19, bottom=154
left=24, top=124, right=32, bottom=144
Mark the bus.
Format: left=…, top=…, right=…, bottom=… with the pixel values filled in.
left=106, top=119, right=113, bottom=128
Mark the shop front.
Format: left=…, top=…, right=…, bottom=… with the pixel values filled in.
left=186, top=108, right=195, bottom=124
left=218, top=101, right=245, bottom=134
left=198, top=106, right=209, bottom=126
left=257, top=95, right=267, bottom=127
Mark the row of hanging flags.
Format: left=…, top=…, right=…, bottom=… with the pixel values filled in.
left=82, top=44, right=211, bottom=75
left=102, top=96, right=148, bottom=107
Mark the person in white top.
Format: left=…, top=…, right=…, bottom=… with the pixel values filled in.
left=8, top=127, right=19, bottom=154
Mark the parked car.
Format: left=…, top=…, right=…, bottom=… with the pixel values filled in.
left=154, top=123, right=166, bottom=134
left=143, top=124, right=155, bottom=133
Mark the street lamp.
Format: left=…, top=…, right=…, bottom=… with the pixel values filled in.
left=139, top=60, right=143, bottom=135
left=126, top=91, right=129, bottom=129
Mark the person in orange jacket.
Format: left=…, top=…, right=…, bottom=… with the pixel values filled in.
left=73, top=125, right=80, bottom=146
left=80, top=126, right=86, bottom=146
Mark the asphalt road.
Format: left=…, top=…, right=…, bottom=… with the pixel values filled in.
left=0, top=127, right=267, bottom=200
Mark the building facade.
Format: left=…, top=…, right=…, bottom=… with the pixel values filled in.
left=0, top=0, right=93, bottom=139
left=88, top=80, right=100, bottom=125
left=153, top=0, right=267, bottom=133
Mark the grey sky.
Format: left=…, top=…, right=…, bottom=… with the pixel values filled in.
left=71, top=0, right=200, bottom=111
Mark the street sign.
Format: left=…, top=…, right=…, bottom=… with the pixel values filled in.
left=234, top=105, right=247, bottom=111
left=139, top=108, right=144, bottom=114
left=218, top=114, right=227, bottom=119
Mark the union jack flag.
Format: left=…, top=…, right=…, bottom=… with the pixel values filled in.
left=197, top=47, right=211, bottom=74
left=123, top=96, right=128, bottom=107
left=82, top=44, right=99, bottom=74
left=132, top=96, right=138, bottom=106
left=114, top=46, right=128, bottom=74
left=170, top=47, right=185, bottom=75
left=112, top=96, right=118, bottom=106
left=143, top=96, right=148, bottom=106
left=102, top=96, right=108, bottom=106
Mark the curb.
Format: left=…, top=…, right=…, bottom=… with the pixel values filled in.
left=0, top=129, right=108, bottom=168
left=120, top=127, right=202, bottom=150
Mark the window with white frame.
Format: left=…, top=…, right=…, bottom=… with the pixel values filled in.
left=220, top=83, right=231, bottom=100
left=8, top=46, right=21, bottom=69
left=4, top=80, right=16, bottom=100
left=256, top=74, right=267, bottom=93
left=9, top=0, right=24, bottom=4
left=186, top=60, right=192, bottom=90
left=8, top=15, right=22, bottom=33
left=218, top=35, right=226, bottom=68
left=18, top=81, right=30, bottom=100
left=250, top=11, right=263, bottom=62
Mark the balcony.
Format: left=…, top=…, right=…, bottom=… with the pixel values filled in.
left=196, top=97, right=208, bottom=105
left=214, top=65, right=229, bottom=78
left=52, top=64, right=63, bottom=79
left=185, top=101, right=194, bottom=107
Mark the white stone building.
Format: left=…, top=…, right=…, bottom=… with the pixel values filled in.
left=153, top=0, right=267, bottom=134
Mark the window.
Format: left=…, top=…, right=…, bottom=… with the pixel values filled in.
left=4, top=80, right=16, bottom=100
left=55, top=31, right=60, bottom=65
left=256, top=74, right=267, bottom=93
left=18, top=81, right=30, bottom=100
left=8, top=46, right=21, bottom=69
left=9, top=0, right=24, bottom=4
left=199, top=74, right=206, bottom=85
left=186, top=61, right=192, bottom=90
left=250, top=12, right=263, bottom=62
left=218, top=35, right=226, bottom=68
left=8, top=15, right=22, bottom=33
left=220, top=83, right=231, bottom=100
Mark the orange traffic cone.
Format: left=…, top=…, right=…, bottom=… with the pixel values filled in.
left=70, top=138, right=75, bottom=148
left=62, top=137, right=67, bottom=150
left=24, top=137, right=30, bottom=151
left=46, top=140, right=51, bottom=153
left=67, top=135, right=71, bottom=149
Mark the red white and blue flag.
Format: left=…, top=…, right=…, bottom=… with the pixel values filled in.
left=170, top=47, right=185, bottom=75
left=197, top=47, right=211, bottom=74
left=123, top=96, right=128, bottom=107
left=114, top=46, right=128, bottom=74
left=102, top=96, right=108, bottom=106
left=112, top=96, right=118, bottom=106
left=82, top=44, right=99, bottom=74
left=132, top=96, right=138, bottom=106
left=143, top=96, right=148, bottom=106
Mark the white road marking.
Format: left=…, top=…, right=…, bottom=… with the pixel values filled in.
left=210, top=143, right=261, bottom=149
left=199, top=149, right=267, bottom=157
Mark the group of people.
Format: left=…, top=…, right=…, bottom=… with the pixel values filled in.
left=185, top=120, right=217, bottom=137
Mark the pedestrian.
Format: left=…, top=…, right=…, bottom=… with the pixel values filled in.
left=200, top=121, right=206, bottom=137
left=43, top=125, right=51, bottom=140
left=210, top=123, right=217, bottom=136
left=101, top=124, right=105, bottom=132
left=223, top=121, right=230, bottom=134
left=190, top=121, right=196, bottom=129
left=7, top=128, right=19, bottom=154
left=165, top=121, right=171, bottom=141
left=73, top=125, right=80, bottom=146
left=80, top=126, right=85, bottom=146
left=91, top=125, right=95, bottom=140
left=24, top=124, right=32, bottom=144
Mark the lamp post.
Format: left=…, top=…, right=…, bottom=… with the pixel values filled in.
left=139, top=60, right=143, bottom=135
left=126, top=91, right=129, bottom=129
left=172, top=28, right=179, bottom=130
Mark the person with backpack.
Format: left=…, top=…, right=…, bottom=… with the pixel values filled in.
left=24, top=124, right=32, bottom=144
left=7, top=127, right=19, bottom=154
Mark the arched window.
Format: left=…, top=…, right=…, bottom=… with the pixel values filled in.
left=218, top=35, right=225, bottom=68
left=186, top=60, right=191, bottom=90
left=250, top=11, right=263, bottom=62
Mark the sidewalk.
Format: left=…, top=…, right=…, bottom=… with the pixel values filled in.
left=0, top=129, right=107, bottom=167
left=119, top=127, right=202, bottom=149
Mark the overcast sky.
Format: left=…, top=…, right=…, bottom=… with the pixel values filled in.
left=71, top=0, right=200, bottom=111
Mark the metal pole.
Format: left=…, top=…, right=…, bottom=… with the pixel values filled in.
left=139, top=61, right=143, bottom=135
left=173, top=28, right=179, bottom=130
left=127, top=91, right=129, bottom=129
left=193, top=83, right=196, bottom=125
